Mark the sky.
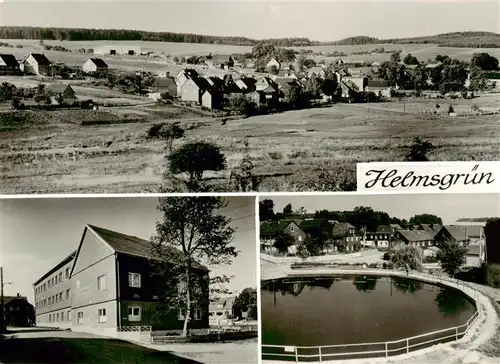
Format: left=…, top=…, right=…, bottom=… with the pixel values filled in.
left=1, top=1, right=498, bottom=42
left=266, top=193, right=500, bottom=224
left=0, top=196, right=257, bottom=304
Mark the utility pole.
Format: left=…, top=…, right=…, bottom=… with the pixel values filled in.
left=1, top=267, right=4, bottom=333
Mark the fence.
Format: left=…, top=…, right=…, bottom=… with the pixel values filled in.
left=262, top=270, right=484, bottom=362
left=151, top=324, right=258, bottom=344
left=117, top=325, right=152, bottom=344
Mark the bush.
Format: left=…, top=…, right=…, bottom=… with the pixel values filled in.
left=404, top=137, right=436, bottom=162
left=147, top=123, right=164, bottom=138
left=268, top=152, right=282, bottom=160
left=383, top=252, right=391, bottom=261
left=448, top=105, right=455, bottom=114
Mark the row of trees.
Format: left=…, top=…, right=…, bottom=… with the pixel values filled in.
left=0, top=26, right=315, bottom=47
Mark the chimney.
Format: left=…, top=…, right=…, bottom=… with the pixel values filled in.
left=17, top=293, right=20, bottom=297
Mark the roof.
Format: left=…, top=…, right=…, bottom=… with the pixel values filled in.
left=27, top=53, right=50, bottom=65
left=419, top=224, right=442, bottom=237
left=87, top=225, right=208, bottom=271
left=441, top=225, right=483, bottom=241
left=88, top=58, right=108, bottom=68
left=332, top=222, right=355, bottom=237
left=299, top=219, right=329, bottom=232
left=33, top=251, right=77, bottom=286
left=209, top=54, right=232, bottom=63
left=3, top=295, right=28, bottom=305
left=397, top=230, right=434, bottom=242
left=390, top=224, right=402, bottom=230
left=425, top=62, right=442, bottom=69
left=0, top=54, right=20, bottom=68
left=45, top=84, right=72, bottom=93
left=209, top=296, right=236, bottom=311
left=154, top=77, right=176, bottom=89
left=376, top=225, right=393, bottom=233
left=367, top=79, right=389, bottom=88
left=189, top=76, right=211, bottom=91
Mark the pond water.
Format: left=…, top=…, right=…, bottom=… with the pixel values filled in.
left=261, top=275, right=476, bottom=350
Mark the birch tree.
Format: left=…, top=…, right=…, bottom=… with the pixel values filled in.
left=149, top=197, right=237, bottom=336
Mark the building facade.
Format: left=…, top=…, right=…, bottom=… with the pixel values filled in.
left=4, top=294, right=35, bottom=327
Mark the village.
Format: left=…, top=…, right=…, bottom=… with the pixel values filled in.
left=0, top=41, right=499, bottom=115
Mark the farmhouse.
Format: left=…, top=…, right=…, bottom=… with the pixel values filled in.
left=176, top=69, right=199, bottom=96
left=33, top=225, right=210, bottom=337
left=331, top=222, right=361, bottom=252
left=4, top=294, right=35, bottom=327
left=364, top=225, right=396, bottom=248
left=394, top=230, right=435, bottom=248
left=148, top=77, right=177, bottom=100
left=259, top=220, right=306, bottom=255
left=434, top=225, right=484, bottom=246
left=22, top=53, right=51, bottom=76
left=44, top=84, right=76, bottom=104
left=82, top=58, right=109, bottom=75
left=206, top=55, right=234, bottom=70
left=181, top=76, right=211, bottom=104
left=201, top=87, right=223, bottom=110
left=266, top=58, right=281, bottom=70
left=365, top=79, right=391, bottom=98
left=0, top=54, right=21, bottom=75
left=93, top=45, right=141, bottom=56
left=209, top=297, right=236, bottom=325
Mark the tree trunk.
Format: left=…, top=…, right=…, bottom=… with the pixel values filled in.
left=182, top=268, right=191, bottom=337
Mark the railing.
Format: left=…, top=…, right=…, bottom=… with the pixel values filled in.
left=117, top=325, right=152, bottom=332
left=262, top=311, right=479, bottom=362
left=262, top=270, right=484, bottom=362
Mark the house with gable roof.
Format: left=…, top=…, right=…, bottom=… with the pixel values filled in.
left=434, top=225, right=484, bottom=247
left=394, top=229, right=435, bottom=249
left=331, top=222, right=361, bottom=252
left=82, top=58, right=109, bottom=75
left=0, top=54, right=21, bottom=75
left=260, top=220, right=306, bottom=254
left=22, top=53, right=51, bottom=76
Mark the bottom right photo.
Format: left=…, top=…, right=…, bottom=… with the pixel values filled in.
left=259, top=193, right=500, bottom=364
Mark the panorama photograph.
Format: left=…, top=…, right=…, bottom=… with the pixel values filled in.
left=259, top=193, right=500, bottom=364
left=0, top=196, right=258, bottom=364
left=0, top=1, right=499, bottom=193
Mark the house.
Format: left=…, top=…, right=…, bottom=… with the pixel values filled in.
left=82, top=58, right=109, bottom=75
left=206, top=55, right=234, bottom=70
left=209, top=296, right=235, bottom=325
left=0, top=54, right=21, bottom=75
left=307, top=67, right=326, bottom=79
left=423, top=246, right=440, bottom=258
left=335, top=58, right=346, bottom=65
left=235, top=76, right=257, bottom=93
left=252, top=77, right=279, bottom=108
left=434, top=225, right=484, bottom=247
left=201, top=87, right=223, bottom=110
left=148, top=77, right=177, bottom=100
left=33, top=251, right=76, bottom=329
left=365, top=79, right=391, bottom=98
left=364, top=225, right=396, bottom=248
left=394, top=230, right=435, bottom=248
left=484, top=220, right=500, bottom=268
left=180, top=76, right=211, bottom=104
left=44, top=84, right=76, bottom=104
left=415, top=224, right=442, bottom=239
left=3, top=294, right=35, bottom=327
left=281, top=62, right=296, bottom=72
left=266, top=58, right=281, bottom=71
left=260, top=220, right=306, bottom=255
left=274, top=78, right=300, bottom=102
left=331, top=222, right=360, bottom=252
left=176, top=69, right=200, bottom=96
left=425, top=62, right=443, bottom=70
left=69, top=224, right=209, bottom=336
left=22, top=53, right=51, bottom=76
left=371, top=61, right=381, bottom=68
left=341, top=79, right=362, bottom=101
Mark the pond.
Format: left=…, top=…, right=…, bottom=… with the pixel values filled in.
left=261, top=275, right=476, bottom=361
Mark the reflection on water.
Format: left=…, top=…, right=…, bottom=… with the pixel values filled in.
left=261, top=275, right=476, bottom=347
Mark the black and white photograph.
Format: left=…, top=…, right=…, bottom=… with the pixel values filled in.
left=0, top=1, right=499, bottom=193
left=0, top=195, right=258, bottom=364
left=259, top=193, right=500, bottom=363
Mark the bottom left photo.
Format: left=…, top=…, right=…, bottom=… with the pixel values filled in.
left=0, top=195, right=258, bottom=364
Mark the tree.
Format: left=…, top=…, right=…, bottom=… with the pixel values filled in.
left=274, top=232, right=295, bottom=254
left=283, top=204, right=293, bottom=214
left=437, top=241, right=468, bottom=277
left=448, top=105, right=455, bottom=114
left=229, top=95, right=257, bottom=117
left=233, top=288, right=257, bottom=320
left=230, top=139, right=262, bottom=192
left=388, top=244, right=424, bottom=271
left=295, top=206, right=308, bottom=216
left=403, top=53, right=419, bottom=65
left=0, top=82, right=16, bottom=102
left=149, top=197, right=237, bottom=336
left=259, top=199, right=276, bottom=222
left=409, top=214, right=443, bottom=226
left=306, top=74, right=322, bottom=100
left=390, top=50, right=402, bottom=63
left=404, top=137, right=436, bottom=162
left=471, top=52, right=499, bottom=71
left=168, top=141, right=226, bottom=191
left=303, top=233, right=326, bottom=256
left=160, top=123, right=185, bottom=152
left=353, top=276, right=378, bottom=291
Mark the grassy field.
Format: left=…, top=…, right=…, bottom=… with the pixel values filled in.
left=1, top=93, right=498, bottom=194
left=0, top=337, right=201, bottom=364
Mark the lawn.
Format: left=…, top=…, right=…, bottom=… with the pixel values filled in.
left=0, top=337, right=201, bottom=364
left=1, top=97, right=499, bottom=193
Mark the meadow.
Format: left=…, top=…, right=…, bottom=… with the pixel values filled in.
left=1, top=96, right=498, bottom=194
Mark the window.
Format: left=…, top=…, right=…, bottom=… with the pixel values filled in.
left=59, top=272, right=63, bottom=282
left=65, top=268, right=70, bottom=279
left=77, top=312, right=83, bottom=324
left=52, top=277, right=55, bottom=286
left=59, top=292, right=63, bottom=301
left=67, top=311, right=71, bottom=322
left=194, top=309, right=201, bottom=320
left=49, top=315, right=52, bottom=323
left=98, top=308, right=107, bottom=323
left=128, top=273, right=141, bottom=288
left=55, top=295, right=59, bottom=304
left=128, top=306, right=141, bottom=322
left=56, top=313, right=60, bottom=322
left=177, top=309, right=185, bottom=321
left=66, top=289, right=70, bottom=301
left=97, top=275, right=106, bottom=291
left=61, top=313, right=64, bottom=322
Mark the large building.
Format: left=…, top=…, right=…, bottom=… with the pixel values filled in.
left=3, top=294, right=35, bottom=327
left=33, top=224, right=210, bottom=339
left=93, top=45, right=141, bottom=56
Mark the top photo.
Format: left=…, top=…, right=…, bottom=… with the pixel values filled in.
left=0, top=0, right=499, bottom=194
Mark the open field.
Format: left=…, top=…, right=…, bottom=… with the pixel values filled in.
left=1, top=94, right=499, bottom=194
